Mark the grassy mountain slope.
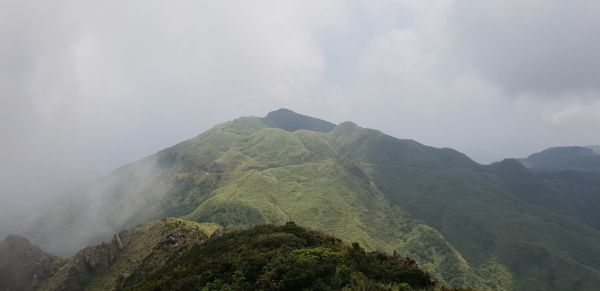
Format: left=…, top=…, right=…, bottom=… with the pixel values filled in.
left=160, top=118, right=489, bottom=288
left=514, top=146, right=600, bottom=231
left=372, top=159, right=600, bottom=291
left=25, top=110, right=600, bottom=290
left=491, top=159, right=600, bottom=231
left=325, top=124, right=600, bottom=291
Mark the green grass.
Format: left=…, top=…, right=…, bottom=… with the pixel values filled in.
left=28, top=112, right=600, bottom=290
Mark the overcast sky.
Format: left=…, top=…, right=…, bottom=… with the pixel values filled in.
left=1, top=0, right=600, bottom=213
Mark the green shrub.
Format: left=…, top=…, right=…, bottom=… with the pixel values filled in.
left=123, top=223, right=437, bottom=290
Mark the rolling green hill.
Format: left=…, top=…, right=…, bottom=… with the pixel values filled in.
left=24, top=109, right=600, bottom=290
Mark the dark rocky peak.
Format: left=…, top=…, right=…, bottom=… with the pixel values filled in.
left=1, top=234, right=32, bottom=249
left=262, top=108, right=336, bottom=132
left=0, top=235, right=63, bottom=291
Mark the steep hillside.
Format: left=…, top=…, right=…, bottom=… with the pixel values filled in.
left=515, top=146, right=600, bottom=231
left=489, top=159, right=600, bottom=230
left=325, top=128, right=600, bottom=291
left=24, top=110, right=600, bottom=290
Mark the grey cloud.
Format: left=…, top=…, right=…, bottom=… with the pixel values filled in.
left=449, top=0, right=600, bottom=97
left=1, top=0, right=599, bottom=237
left=0, top=0, right=338, bottom=220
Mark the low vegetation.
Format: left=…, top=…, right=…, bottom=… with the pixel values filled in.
left=123, top=222, right=441, bottom=291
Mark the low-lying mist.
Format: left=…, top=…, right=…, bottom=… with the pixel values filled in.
left=1, top=155, right=174, bottom=257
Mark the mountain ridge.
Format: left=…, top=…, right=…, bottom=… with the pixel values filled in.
left=19, top=109, right=600, bottom=290
left=3, top=219, right=447, bottom=291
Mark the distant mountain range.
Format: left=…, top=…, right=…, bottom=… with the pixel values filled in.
left=521, top=146, right=600, bottom=173
left=7, top=109, right=600, bottom=290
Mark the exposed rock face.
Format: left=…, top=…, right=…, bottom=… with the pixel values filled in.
left=36, top=230, right=133, bottom=291
left=209, top=228, right=223, bottom=239
left=39, top=218, right=219, bottom=291
left=74, top=231, right=132, bottom=274
left=0, top=235, right=63, bottom=291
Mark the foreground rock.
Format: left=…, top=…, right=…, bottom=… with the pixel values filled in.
left=2, top=218, right=456, bottom=290
left=38, top=218, right=219, bottom=291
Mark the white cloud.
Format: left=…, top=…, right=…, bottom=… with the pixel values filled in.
left=359, top=29, right=436, bottom=82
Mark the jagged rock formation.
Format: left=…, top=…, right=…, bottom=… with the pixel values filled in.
left=0, top=235, right=63, bottom=291
left=38, top=218, right=220, bottom=291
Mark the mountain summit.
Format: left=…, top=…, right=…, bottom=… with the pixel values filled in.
left=261, top=108, right=336, bottom=132
left=21, top=110, right=600, bottom=291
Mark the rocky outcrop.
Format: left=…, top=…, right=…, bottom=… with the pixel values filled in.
left=38, top=218, right=219, bottom=291
left=73, top=230, right=132, bottom=273
left=34, top=230, right=133, bottom=291
left=210, top=228, right=223, bottom=239
left=0, top=235, right=63, bottom=291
